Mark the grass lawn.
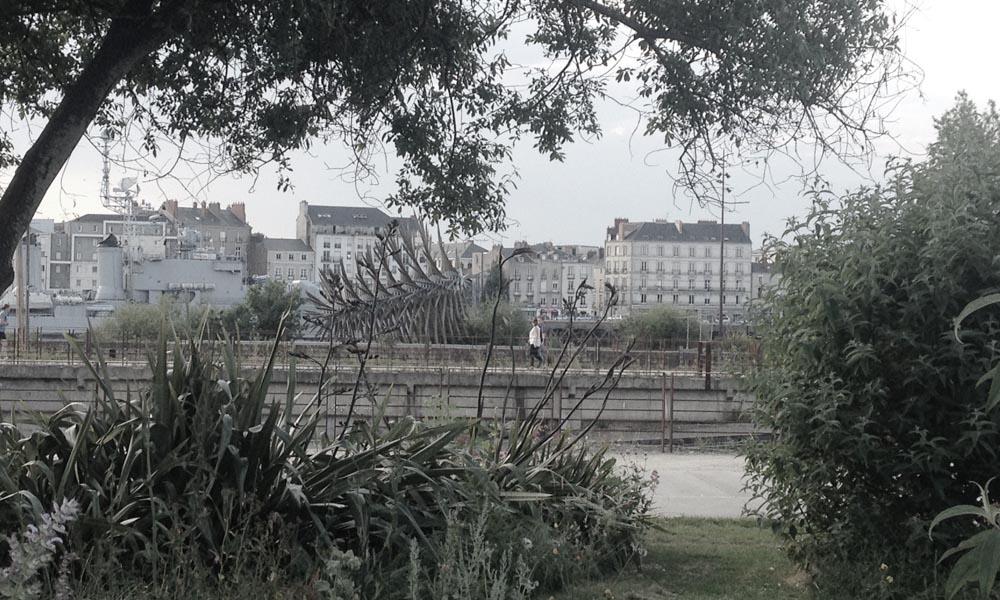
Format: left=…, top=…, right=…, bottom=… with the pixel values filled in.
left=548, top=518, right=812, bottom=600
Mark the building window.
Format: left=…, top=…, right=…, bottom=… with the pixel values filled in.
left=704, top=280, right=711, bottom=291
left=220, top=231, right=227, bottom=242
left=75, top=279, right=81, bottom=286
left=688, top=294, right=695, bottom=304
left=656, top=294, right=663, bottom=303
left=688, top=263, right=696, bottom=274
left=736, top=296, right=741, bottom=305
left=657, top=245, right=664, bottom=257
left=672, top=245, right=679, bottom=257
left=527, top=281, right=533, bottom=293
left=736, top=247, right=744, bottom=258
left=323, top=241, right=330, bottom=248
left=91, top=266, right=97, bottom=273
left=640, top=293, right=647, bottom=303
left=551, top=282, right=558, bottom=291
left=672, top=294, right=679, bottom=304
left=334, top=242, right=341, bottom=249
left=287, top=268, right=294, bottom=278
left=301, top=268, right=308, bottom=279
left=301, top=254, right=307, bottom=261
left=641, top=245, right=648, bottom=256
left=275, top=253, right=282, bottom=260
left=322, top=251, right=330, bottom=262
left=705, top=297, right=711, bottom=304
left=688, top=247, right=695, bottom=257
left=640, top=261, right=647, bottom=272
left=704, top=247, right=712, bottom=258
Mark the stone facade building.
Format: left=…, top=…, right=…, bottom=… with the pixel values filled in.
left=603, top=218, right=753, bottom=319
left=260, top=238, right=315, bottom=283
left=161, top=200, right=251, bottom=260
left=296, top=201, right=418, bottom=280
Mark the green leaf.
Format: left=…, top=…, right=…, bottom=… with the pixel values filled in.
left=954, top=293, right=1000, bottom=342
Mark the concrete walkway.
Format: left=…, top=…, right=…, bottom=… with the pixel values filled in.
left=613, top=452, right=760, bottom=518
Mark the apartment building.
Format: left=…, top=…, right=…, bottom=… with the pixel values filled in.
left=604, top=218, right=753, bottom=319
left=161, top=200, right=251, bottom=259
left=259, top=238, right=315, bottom=283
left=476, top=242, right=603, bottom=316
left=296, top=201, right=418, bottom=280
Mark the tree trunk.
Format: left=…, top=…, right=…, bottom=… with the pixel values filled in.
left=0, top=12, right=173, bottom=294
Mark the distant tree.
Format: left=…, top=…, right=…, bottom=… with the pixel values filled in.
left=463, top=301, right=529, bottom=346
left=481, top=264, right=507, bottom=304
left=618, top=306, right=686, bottom=344
left=0, top=0, right=906, bottom=293
left=218, top=280, right=302, bottom=339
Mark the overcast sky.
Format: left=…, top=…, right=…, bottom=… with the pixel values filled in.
left=15, top=1, right=1000, bottom=249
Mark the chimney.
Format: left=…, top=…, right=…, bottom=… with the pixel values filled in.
left=200, top=201, right=208, bottom=217
left=675, top=220, right=684, bottom=234
left=228, top=202, right=246, bottom=223
left=208, top=202, right=221, bottom=214
left=740, top=221, right=750, bottom=237
left=615, top=217, right=628, bottom=241
left=163, top=199, right=178, bottom=218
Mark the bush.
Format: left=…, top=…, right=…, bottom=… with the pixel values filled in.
left=617, top=306, right=687, bottom=345
left=0, top=322, right=651, bottom=598
left=462, top=301, right=530, bottom=345
left=745, top=96, right=1000, bottom=598
left=217, top=279, right=303, bottom=339
left=96, top=297, right=211, bottom=342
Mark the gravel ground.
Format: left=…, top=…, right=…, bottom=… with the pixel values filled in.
left=612, top=451, right=762, bottom=518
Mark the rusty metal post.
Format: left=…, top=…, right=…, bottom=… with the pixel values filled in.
left=660, top=372, right=666, bottom=453
left=669, top=373, right=675, bottom=453
left=704, top=343, right=712, bottom=390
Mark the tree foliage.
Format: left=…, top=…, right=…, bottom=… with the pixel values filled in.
left=617, top=306, right=686, bottom=344
left=0, top=0, right=905, bottom=291
left=745, top=96, right=1000, bottom=598
left=217, top=279, right=303, bottom=340
left=463, top=300, right=530, bottom=345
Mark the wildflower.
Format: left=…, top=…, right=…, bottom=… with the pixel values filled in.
left=885, top=575, right=894, bottom=584
left=522, top=538, right=533, bottom=550
left=879, top=563, right=888, bottom=572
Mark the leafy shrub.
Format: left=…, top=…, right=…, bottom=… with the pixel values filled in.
left=746, top=96, right=1000, bottom=598
left=0, top=499, right=78, bottom=600
left=462, top=301, right=530, bottom=345
left=0, top=321, right=651, bottom=597
left=617, top=306, right=686, bottom=345
left=216, top=279, right=303, bottom=339
left=96, top=297, right=211, bottom=342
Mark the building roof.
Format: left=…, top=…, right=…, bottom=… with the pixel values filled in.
left=262, top=238, right=312, bottom=253
left=70, top=213, right=120, bottom=223
left=442, top=241, right=487, bottom=259
left=173, top=206, right=248, bottom=228
left=306, top=205, right=397, bottom=228
left=623, top=221, right=751, bottom=244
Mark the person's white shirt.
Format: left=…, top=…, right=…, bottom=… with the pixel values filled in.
left=528, top=324, right=541, bottom=347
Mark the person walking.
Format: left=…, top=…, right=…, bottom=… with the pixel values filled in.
left=0, top=303, right=9, bottom=358
left=528, top=318, right=543, bottom=367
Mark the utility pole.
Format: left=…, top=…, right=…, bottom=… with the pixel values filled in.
left=718, top=160, right=726, bottom=340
